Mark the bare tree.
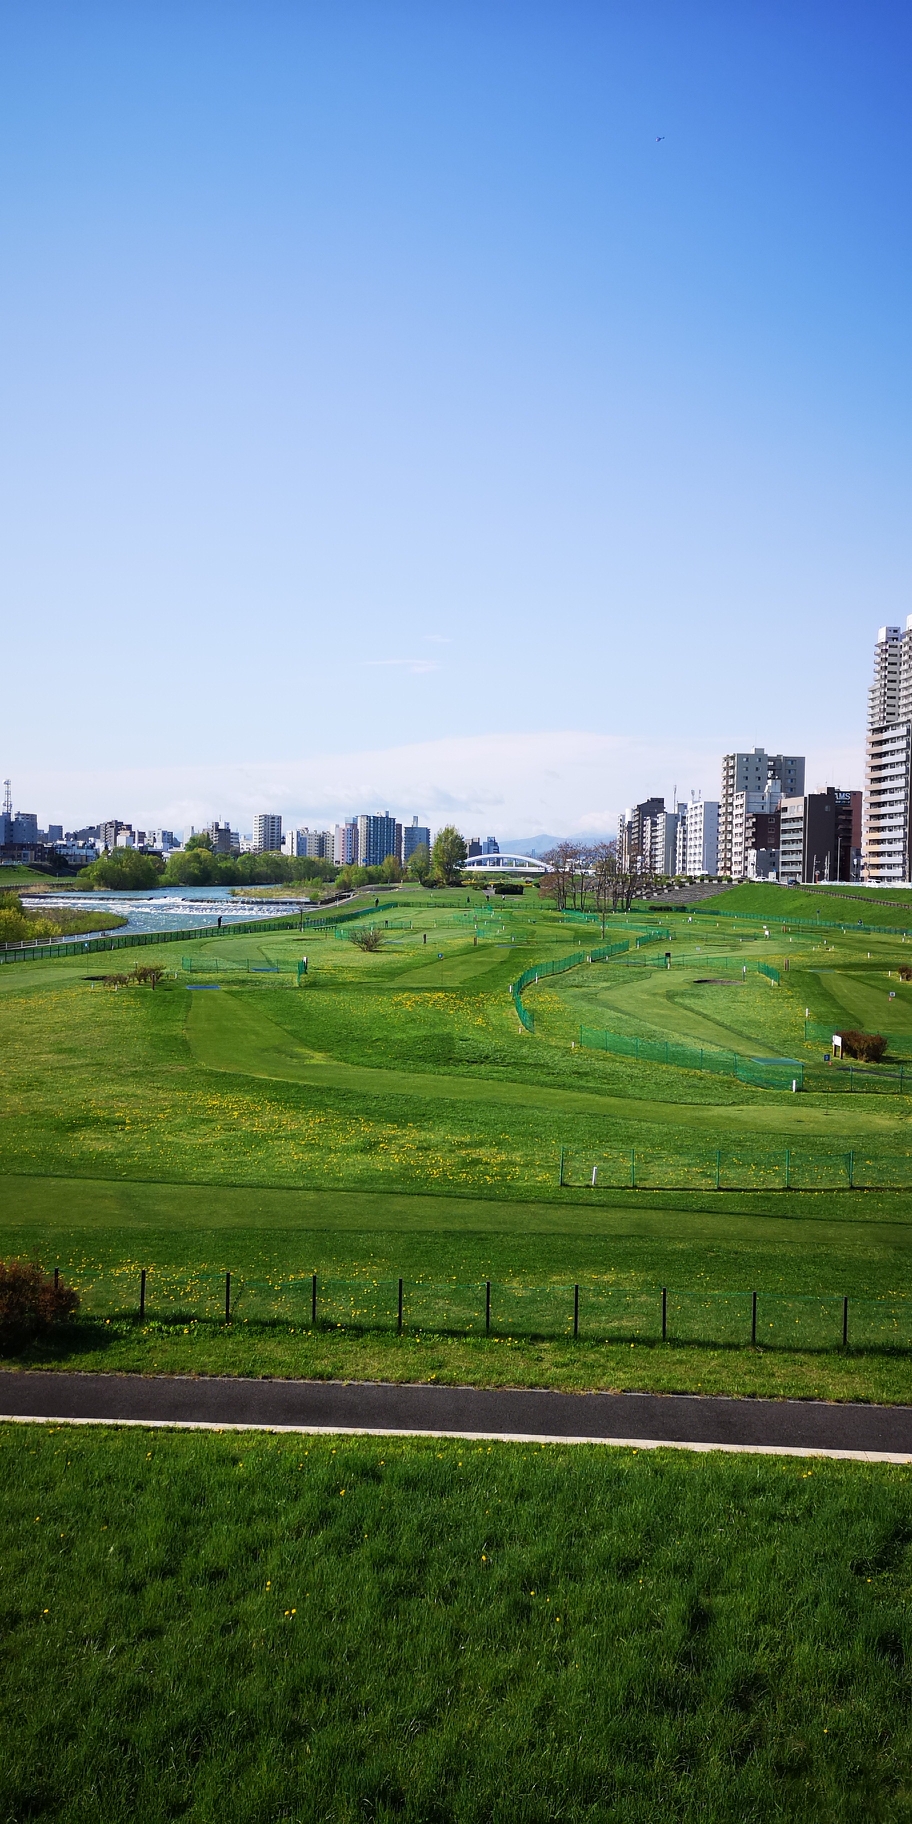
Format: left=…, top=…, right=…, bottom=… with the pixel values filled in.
left=540, top=842, right=574, bottom=911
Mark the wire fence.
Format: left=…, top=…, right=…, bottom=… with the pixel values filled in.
left=0, top=912, right=306, bottom=966
left=511, top=940, right=631, bottom=1033
left=45, top=1262, right=912, bottom=1354
left=557, top=1144, right=912, bottom=1189
left=577, top=1027, right=801, bottom=1090
left=692, top=906, right=912, bottom=939
left=302, top=900, right=400, bottom=930
left=181, top=955, right=308, bottom=978
left=509, top=934, right=670, bottom=1033
left=627, top=954, right=781, bottom=983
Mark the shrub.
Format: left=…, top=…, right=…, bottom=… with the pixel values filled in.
left=133, top=965, right=164, bottom=988
left=840, top=1030, right=887, bottom=1063
left=0, top=1261, right=79, bottom=1351
left=350, top=926, right=383, bottom=951
left=899, top=966, right=912, bottom=982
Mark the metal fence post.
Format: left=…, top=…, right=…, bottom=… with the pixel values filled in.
left=397, top=1278, right=403, bottom=1334
left=485, top=1281, right=491, bottom=1335
left=842, top=1296, right=849, bottom=1348
left=225, top=1272, right=231, bottom=1324
left=662, top=1286, right=667, bottom=1341
left=139, top=1269, right=146, bottom=1323
left=573, top=1284, right=579, bottom=1338
left=751, top=1290, right=757, bottom=1346
left=311, top=1272, right=317, bottom=1327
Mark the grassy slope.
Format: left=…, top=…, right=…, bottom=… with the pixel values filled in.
left=4, top=899, right=912, bottom=1397
left=697, top=881, right=912, bottom=929
left=5, top=1171, right=912, bottom=1399
left=3, top=1425, right=912, bottom=1824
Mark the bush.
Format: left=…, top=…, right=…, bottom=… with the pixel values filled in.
left=899, top=966, right=912, bottom=982
left=350, top=927, right=383, bottom=951
left=0, top=1261, right=79, bottom=1351
left=840, top=1030, right=887, bottom=1063
left=133, top=965, right=164, bottom=988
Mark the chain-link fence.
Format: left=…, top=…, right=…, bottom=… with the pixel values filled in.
left=557, top=1144, right=912, bottom=1189
left=578, top=1026, right=801, bottom=1090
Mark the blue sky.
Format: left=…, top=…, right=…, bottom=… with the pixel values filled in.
left=2, top=1, right=910, bottom=836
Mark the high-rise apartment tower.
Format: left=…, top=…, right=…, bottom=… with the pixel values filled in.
left=864, top=620, right=912, bottom=880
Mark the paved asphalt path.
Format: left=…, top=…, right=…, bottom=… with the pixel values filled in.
left=2, top=1372, right=912, bottom=1460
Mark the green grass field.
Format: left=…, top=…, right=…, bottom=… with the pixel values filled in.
left=3, top=1424, right=912, bottom=1823
left=3, top=885, right=912, bottom=1399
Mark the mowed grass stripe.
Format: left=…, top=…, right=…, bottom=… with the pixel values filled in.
left=184, top=988, right=901, bottom=1136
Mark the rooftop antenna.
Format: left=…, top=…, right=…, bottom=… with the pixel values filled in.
left=2, top=780, right=10, bottom=818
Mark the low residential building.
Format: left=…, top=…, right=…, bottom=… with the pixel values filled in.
left=289, top=828, right=334, bottom=860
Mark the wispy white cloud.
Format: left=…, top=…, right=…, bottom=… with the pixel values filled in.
left=12, top=730, right=865, bottom=841
left=362, top=658, right=440, bottom=674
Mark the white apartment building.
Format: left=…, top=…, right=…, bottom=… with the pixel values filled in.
left=729, top=784, right=781, bottom=882
left=864, top=620, right=912, bottom=881
left=719, top=750, right=804, bottom=876
left=285, top=827, right=334, bottom=860
left=675, top=798, right=720, bottom=876
left=640, top=804, right=685, bottom=876
left=252, top=813, right=283, bottom=853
